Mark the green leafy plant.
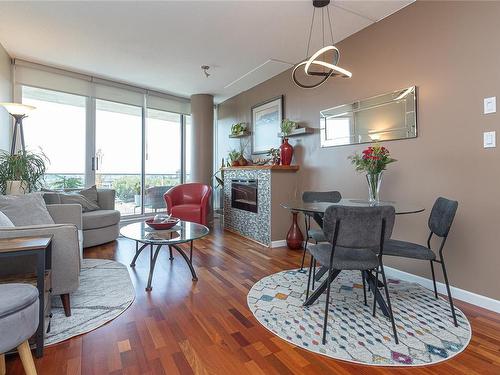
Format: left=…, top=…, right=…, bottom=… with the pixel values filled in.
left=267, top=147, right=280, bottom=164
left=52, top=175, right=84, bottom=189
left=228, top=149, right=242, bottom=163
left=349, top=144, right=396, bottom=174
left=281, top=119, right=298, bottom=137
left=0, top=150, right=48, bottom=194
left=230, top=122, right=247, bottom=136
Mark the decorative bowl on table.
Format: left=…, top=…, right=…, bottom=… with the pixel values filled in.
left=145, top=217, right=179, bottom=230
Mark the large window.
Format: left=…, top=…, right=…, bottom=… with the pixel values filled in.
left=21, top=84, right=190, bottom=217
left=22, top=86, right=86, bottom=189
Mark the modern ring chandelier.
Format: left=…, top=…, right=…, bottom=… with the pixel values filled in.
left=292, top=0, right=352, bottom=89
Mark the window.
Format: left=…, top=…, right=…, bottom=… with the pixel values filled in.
left=22, top=86, right=87, bottom=189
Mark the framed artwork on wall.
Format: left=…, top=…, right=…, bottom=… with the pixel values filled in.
left=251, top=95, right=283, bottom=154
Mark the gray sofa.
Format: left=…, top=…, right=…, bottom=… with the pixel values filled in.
left=44, top=189, right=120, bottom=248
left=0, top=203, right=82, bottom=316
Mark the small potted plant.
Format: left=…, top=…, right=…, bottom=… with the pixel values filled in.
left=349, top=144, right=396, bottom=203
left=280, top=119, right=298, bottom=137
left=230, top=122, right=248, bottom=137
left=228, top=150, right=242, bottom=167
left=0, top=150, right=48, bottom=195
left=267, top=148, right=280, bottom=165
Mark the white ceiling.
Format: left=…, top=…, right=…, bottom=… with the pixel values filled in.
left=0, top=1, right=413, bottom=103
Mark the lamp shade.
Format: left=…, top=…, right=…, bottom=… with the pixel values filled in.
left=0, top=102, right=36, bottom=116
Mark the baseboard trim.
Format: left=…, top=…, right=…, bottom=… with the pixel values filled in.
left=384, top=266, right=500, bottom=313
left=270, top=240, right=287, bottom=248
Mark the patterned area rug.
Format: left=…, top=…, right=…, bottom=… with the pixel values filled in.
left=46, top=259, right=135, bottom=345
left=247, top=269, right=471, bottom=366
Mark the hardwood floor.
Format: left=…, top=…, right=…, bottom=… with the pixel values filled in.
left=5, top=224, right=500, bottom=374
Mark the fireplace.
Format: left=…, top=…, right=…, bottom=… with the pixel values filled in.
left=231, top=179, right=258, bottom=213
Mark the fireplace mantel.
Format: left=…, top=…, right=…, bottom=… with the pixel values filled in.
left=223, top=165, right=299, bottom=171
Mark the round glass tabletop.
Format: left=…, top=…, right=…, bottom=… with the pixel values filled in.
left=120, top=220, right=210, bottom=245
left=281, top=198, right=425, bottom=215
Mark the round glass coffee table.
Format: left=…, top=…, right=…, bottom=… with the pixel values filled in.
left=120, top=220, right=209, bottom=291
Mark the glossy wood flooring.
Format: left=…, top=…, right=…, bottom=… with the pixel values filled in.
left=5, top=225, right=500, bottom=374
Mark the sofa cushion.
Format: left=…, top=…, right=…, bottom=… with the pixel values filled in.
left=0, top=211, right=14, bottom=228
left=42, top=192, right=61, bottom=205
left=0, top=193, right=55, bottom=226
left=59, top=193, right=100, bottom=212
left=82, top=209, right=120, bottom=230
left=78, top=185, right=99, bottom=207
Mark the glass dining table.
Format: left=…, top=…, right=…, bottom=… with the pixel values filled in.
left=281, top=198, right=425, bottom=317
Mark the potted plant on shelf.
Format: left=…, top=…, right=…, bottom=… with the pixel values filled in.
left=228, top=150, right=242, bottom=167
left=349, top=144, right=396, bottom=203
left=230, top=122, right=248, bottom=137
left=0, top=150, right=48, bottom=195
left=280, top=119, right=298, bottom=166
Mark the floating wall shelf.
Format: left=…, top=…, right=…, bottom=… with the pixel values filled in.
left=229, top=131, right=251, bottom=138
left=278, top=127, right=314, bottom=138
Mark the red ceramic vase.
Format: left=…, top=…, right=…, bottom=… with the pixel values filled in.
left=280, top=138, right=294, bottom=166
left=286, top=211, right=303, bottom=250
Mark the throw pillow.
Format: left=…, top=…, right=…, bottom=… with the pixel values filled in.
left=59, top=193, right=100, bottom=212
left=78, top=185, right=99, bottom=207
left=0, top=193, right=55, bottom=226
left=0, top=211, right=14, bottom=227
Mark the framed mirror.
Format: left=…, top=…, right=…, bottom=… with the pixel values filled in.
left=320, top=86, right=417, bottom=147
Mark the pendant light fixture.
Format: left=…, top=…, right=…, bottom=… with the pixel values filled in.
left=292, top=0, right=352, bottom=89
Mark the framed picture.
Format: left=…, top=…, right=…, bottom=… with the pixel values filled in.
left=251, top=95, right=283, bottom=154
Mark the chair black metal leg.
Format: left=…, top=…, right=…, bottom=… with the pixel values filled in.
left=440, top=258, right=458, bottom=327
left=361, top=271, right=367, bottom=306
left=430, top=260, right=438, bottom=299
left=372, top=269, right=378, bottom=317
left=305, top=254, right=314, bottom=301
left=312, top=258, right=317, bottom=290
left=322, top=267, right=334, bottom=345
left=380, top=264, right=398, bottom=344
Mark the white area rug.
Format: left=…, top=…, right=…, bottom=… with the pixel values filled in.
left=46, top=259, right=135, bottom=345
left=247, top=269, right=471, bottom=366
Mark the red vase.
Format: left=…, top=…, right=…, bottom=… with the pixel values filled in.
left=280, top=138, right=294, bottom=166
left=286, top=211, right=304, bottom=250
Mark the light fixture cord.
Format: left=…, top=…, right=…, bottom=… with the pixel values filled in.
left=305, top=7, right=316, bottom=59
left=326, top=5, right=335, bottom=45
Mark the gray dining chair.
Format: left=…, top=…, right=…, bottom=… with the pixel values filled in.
left=305, top=205, right=398, bottom=344
left=301, top=191, right=342, bottom=271
left=384, top=197, right=459, bottom=326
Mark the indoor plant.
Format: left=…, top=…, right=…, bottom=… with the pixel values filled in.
left=280, top=119, right=298, bottom=137
left=228, top=149, right=242, bottom=167
left=267, top=148, right=280, bottom=165
left=280, top=119, right=298, bottom=165
left=0, top=150, right=48, bottom=195
left=230, top=122, right=248, bottom=137
left=349, top=144, right=396, bottom=203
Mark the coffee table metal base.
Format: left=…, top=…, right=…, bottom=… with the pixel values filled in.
left=130, top=241, right=198, bottom=291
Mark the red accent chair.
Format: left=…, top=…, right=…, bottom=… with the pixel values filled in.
left=163, top=183, right=212, bottom=225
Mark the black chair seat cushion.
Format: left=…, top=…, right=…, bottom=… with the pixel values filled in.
left=307, top=229, right=327, bottom=242
left=308, top=243, right=379, bottom=270
left=384, top=239, right=436, bottom=260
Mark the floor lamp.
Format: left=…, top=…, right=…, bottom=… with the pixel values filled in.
left=0, top=103, right=36, bottom=155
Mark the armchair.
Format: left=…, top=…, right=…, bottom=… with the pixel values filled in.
left=0, top=204, right=82, bottom=317
left=163, top=183, right=212, bottom=225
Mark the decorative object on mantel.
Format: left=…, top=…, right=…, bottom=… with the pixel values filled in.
left=280, top=138, right=294, bottom=166
left=292, top=0, right=352, bottom=89
left=0, top=150, right=48, bottom=195
left=349, top=144, right=396, bottom=203
left=252, top=96, right=283, bottom=154
left=228, top=150, right=242, bottom=167
left=267, top=148, right=280, bottom=165
left=229, top=122, right=250, bottom=138
left=286, top=211, right=304, bottom=250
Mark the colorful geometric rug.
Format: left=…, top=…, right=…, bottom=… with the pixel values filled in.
left=247, top=269, right=471, bottom=366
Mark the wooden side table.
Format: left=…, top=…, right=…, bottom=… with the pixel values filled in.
left=0, top=236, right=52, bottom=358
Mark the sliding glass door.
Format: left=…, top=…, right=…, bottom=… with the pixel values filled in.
left=21, top=85, right=190, bottom=217
left=95, top=99, right=142, bottom=216
left=144, top=109, right=182, bottom=213
left=22, top=86, right=87, bottom=189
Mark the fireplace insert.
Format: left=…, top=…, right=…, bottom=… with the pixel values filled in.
left=231, top=179, right=258, bottom=213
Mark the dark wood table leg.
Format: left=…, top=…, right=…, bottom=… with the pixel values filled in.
left=35, top=250, right=45, bottom=358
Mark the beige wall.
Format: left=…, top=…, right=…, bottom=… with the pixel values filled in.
left=0, top=42, right=12, bottom=151
left=217, top=1, right=500, bottom=300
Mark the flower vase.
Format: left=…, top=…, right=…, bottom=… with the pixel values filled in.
left=280, top=138, right=294, bottom=166
left=366, top=172, right=383, bottom=203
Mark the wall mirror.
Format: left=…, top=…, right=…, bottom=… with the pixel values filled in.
left=320, top=86, right=417, bottom=147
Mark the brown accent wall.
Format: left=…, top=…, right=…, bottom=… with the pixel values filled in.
left=217, top=1, right=500, bottom=300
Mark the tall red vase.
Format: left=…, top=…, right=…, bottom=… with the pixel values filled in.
left=280, top=138, right=294, bottom=166
left=286, top=211, right=304, bottom=250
